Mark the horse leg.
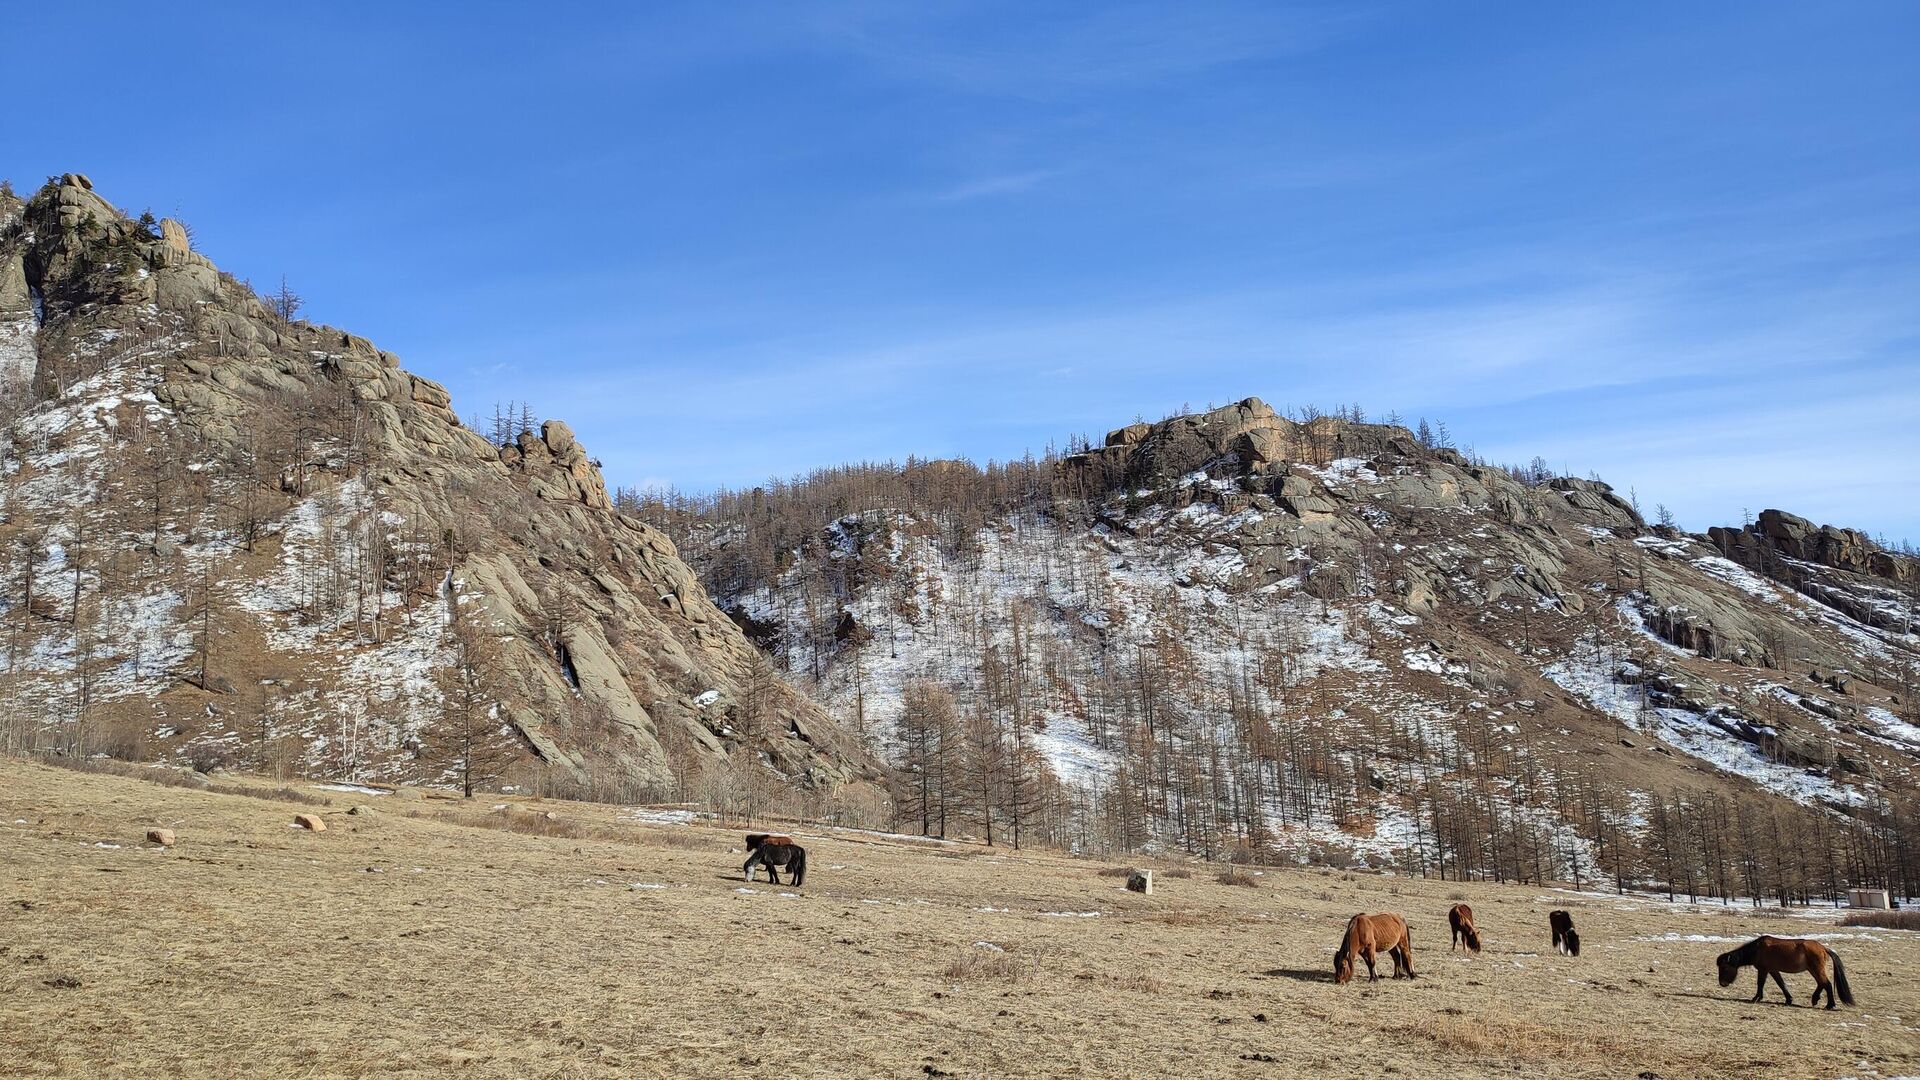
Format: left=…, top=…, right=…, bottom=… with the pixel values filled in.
left=1752, top=969, right=1767, bottom=1003
left=1771, top=971, right=1793, bottom=1006
left=1812, top=973, right=1829, bottom=1009
left=1363, top=946, right=1379, bottom=982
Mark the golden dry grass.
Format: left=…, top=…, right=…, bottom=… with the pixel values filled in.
left=1843, top=910, right=1920, bottom=931
left=3, top=757, right=1917, bottom=1079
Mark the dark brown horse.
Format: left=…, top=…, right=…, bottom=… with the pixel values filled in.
left=1549, top=909, right=1580, bottom=956
left=742, top=833, right=807, bottom=886
left=1718, top=936, right=1852, bottom=1009
left=1448, top=903, right=1481, bottom=953
left=1333, top=913, right=1414, bottom=984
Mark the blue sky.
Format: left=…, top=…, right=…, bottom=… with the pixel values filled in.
left=8, top=2, right=1918, bottom=541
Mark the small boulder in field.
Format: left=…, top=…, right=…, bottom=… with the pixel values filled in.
left=346, top=805, right=375, bottom=817
left=1127, top=870, right=1153, bottom=895
left=293, top=813, right=326, bottom=832
left=146, top=829, right=175, bottom=846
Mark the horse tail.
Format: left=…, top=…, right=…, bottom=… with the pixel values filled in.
left=791, top=846, right=807, bottom=887
left=1565, top=929, right=1580, bottom=957
left=1831, top=950, right=1853, bottom=1005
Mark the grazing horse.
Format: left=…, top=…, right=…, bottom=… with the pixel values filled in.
left=1717, top=936, right=1853, bottom=1009
left=742, top=833, right=807, bottom=886
left=1448, top=904, right=1481, bottom=953
left=1549, top=909, right=1580, bottom=956
left=1333, top=913, right=1415, bottom=984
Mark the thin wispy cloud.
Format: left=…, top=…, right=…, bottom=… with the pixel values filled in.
left=925, top=168, right=1063, bottom=203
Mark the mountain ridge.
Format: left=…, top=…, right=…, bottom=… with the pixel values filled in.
left=0, top=173, right=883, bottom=812
left=648, top=397, right=1919, bottom=887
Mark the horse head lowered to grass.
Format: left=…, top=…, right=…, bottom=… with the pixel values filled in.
left=743, top=833, right=808, bottom=887
left=1448, top=904, right=1481, bottom=953
left=1718, top=936, right=1852, bottom=1009
left=1333, top=912, right=1414, bottom=984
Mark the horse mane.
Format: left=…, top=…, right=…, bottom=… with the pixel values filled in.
left=1718, top=938, right=1761, bottom=969
left=1333, top=917, right=1361, bottom=970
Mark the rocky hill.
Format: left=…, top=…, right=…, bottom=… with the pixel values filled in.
left=657, top=399, right=1919, bottom=888
left=0, top=174, right=883, bottom=810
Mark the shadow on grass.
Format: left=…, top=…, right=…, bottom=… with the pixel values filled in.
left=1261, top=967, right=1335, bottom=984
left=721, top=874, right=807, bottom=888
left=1658, top=989, right=1791, bottom=1010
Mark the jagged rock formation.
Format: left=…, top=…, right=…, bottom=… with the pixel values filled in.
left=0, top=184, right=38, bottom=398
left=665, top=398, right=1919, bottom=867
left=1707, top=510, right=1918, bottom=634
left=0, top=175, right=882, bottom=803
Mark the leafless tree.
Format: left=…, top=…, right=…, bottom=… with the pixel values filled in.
left=266, top=275, right=304, bottom=322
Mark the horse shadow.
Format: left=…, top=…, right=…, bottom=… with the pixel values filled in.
left=1261, top=967, right=1335, bottom=984
left=1658, top=990, right=1773, bottom=1008
left=719, top=873, right=805, bottom=888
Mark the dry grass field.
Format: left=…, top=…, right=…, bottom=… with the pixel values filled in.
left=3, top=758, right=1917, bottom=1080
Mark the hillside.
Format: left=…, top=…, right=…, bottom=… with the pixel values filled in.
left=651, top=400, right=1920, bottom=893
left=6, top=758, right=1918, bottom=1079
left=0, top=174, right=882, bottom=810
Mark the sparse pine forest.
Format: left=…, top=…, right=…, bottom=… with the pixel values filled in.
left=623, top=403, right=1920, bottom=903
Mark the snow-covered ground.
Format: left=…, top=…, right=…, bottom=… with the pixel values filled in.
left=0, top=316, right=37, bottom=392
left=0, top=322, right=458, bottom=781
left=1542, top=640, right=1864, bottom=807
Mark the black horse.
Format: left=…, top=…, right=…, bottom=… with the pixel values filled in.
left=1549, top=909, right=1581, bottom=956
left=743, top=833, right=808, bottom=886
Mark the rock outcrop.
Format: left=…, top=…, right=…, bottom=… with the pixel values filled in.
left=1708, top=510, right=1919, bottom=633
left=0, top=185, right=38, bottom=397
left=0, top=175, right=883, bottom=805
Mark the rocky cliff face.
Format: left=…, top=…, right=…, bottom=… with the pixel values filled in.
left=669, top=398, right=1919, bottom=866
left=1707, top=510, right=1918, bottom=634
left=0, top=175, right=882, bottom=804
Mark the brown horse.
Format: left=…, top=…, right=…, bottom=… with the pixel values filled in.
left=1448, top=904, right=1481, bottom=953
left=742, top=833, right=808, bottom=886
left=1549, top=909, right=1580, bottom=956
left=1717, top=936, right=1853, bottom=1009
left=1333, top=913, right=1415, bottom=984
